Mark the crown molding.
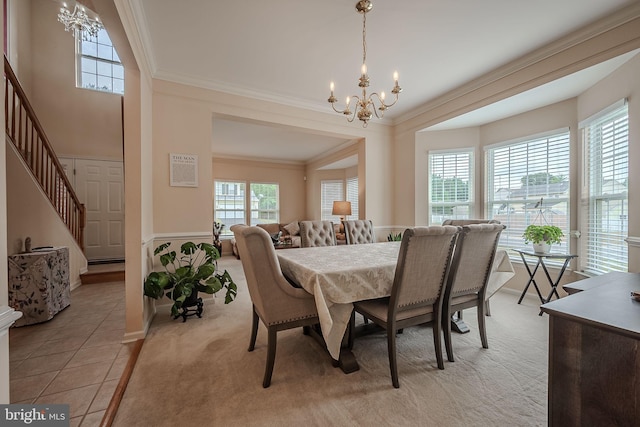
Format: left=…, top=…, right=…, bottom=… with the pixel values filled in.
left=395, top=2, right=640, bottom=129
left=120, top=0, right=158, bottom=75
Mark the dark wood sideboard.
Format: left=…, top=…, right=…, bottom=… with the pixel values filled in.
left=540, top=272, right=640, bottom=426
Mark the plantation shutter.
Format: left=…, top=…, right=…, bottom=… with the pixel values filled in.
left=429, top=150, right=473, bottom=225
left=346, top=177, right=359, bottom=219
left=486, top=129, right=570, bottom=252
left=321, top=180, right=344, bottom=221
left=581, top=102, right=628, bottom=274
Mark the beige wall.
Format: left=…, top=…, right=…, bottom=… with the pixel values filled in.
left=28, top=0, right=123, bottom=161
left=151, top=79, right=394, bottom=240
left=5, top=143, right=86, bottom=288
left=8, top=0, right=32, bottom=95
left=212, top=157, right=306, bottom=224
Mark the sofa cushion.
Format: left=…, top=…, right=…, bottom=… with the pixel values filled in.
left=283, top=221, right=300, bottom=236
left=257, top=223, right=281, bottom=235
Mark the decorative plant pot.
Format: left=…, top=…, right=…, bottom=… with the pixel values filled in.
left=174, top=289, right=204, bottom=322
left=533, top=242, right=552, bottom=254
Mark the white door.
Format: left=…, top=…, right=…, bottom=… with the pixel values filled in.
left=75, top=159, right=125, bottom=261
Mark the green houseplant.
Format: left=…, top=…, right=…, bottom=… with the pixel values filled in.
left=387, top=232, right=403, bottom=242
left=523, top=225, right=564, bottom=253
left=144, top=241, right=237, bottom=321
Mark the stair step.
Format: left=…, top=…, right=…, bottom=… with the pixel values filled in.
left=80, top=270, right=125, bottom=285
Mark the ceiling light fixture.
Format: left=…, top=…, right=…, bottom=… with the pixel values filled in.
left=328, top=0, right=401, bottom=127
left=57, top=2, right=103, bottom=41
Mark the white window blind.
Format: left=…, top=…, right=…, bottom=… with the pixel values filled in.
left=429, top=150, right=473, bottom=225
left=581, top=104, right=628, bottom=274
left=214, top=180, right=246, bottom=235
left=321, top=180, right=344, bottom=221
left=486, top=130, right=570, bottom=252
left=250, top=183, right=280, bottom=225
left=346, top=177, right=359, bottom=219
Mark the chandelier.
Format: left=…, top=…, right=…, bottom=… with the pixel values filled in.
left=328, top=0, right=401, bottom=127
left=57, top=2, right=103, bottom=41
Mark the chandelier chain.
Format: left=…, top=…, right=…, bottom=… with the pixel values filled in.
left=362, top=12, right=367, bottom=67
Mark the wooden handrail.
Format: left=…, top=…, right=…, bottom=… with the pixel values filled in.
left=4, top=55, right=85, bottom=250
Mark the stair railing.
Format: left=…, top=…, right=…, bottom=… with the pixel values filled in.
left=4, top=55, right=85, bottom=250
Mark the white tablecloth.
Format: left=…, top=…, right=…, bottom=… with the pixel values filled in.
left=278, top=242, right=399, bottom=359
left=277, top=243, right=514, bottom=360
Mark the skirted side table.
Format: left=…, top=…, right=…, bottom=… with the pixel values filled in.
left=8, top=247, right=71, bottom=327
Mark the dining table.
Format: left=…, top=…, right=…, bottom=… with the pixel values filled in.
left=277, top=241, right=515, bottom=373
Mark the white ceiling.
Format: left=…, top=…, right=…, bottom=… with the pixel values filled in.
left=130, top=0, right=637, bottom=164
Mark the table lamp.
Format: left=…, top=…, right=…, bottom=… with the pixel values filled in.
left=332, top=201, right=351, bottom=232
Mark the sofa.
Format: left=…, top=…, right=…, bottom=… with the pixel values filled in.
left=230, top=221, right=346, bottom=259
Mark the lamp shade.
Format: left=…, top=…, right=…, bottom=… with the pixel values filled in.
left=332, top=201, right=352, bottom=216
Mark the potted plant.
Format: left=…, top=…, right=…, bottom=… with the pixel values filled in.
left=523, top=225, right=564, bottom=254
left=213, top=221, right=225, bottom=255
left=387, top=232, right=403, bottom=241
left=144, top=241, right=237, bottom=321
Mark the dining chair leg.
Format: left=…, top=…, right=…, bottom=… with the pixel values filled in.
left=485, top=299, right=492, bottom=317
left=443, top=304, right=455, bottom=362
left=434, top=308, right=445, bottom=370
left=478, top=299, right=489, bottom=349
left=387, top=328, right=400, bottom=388
left=248, top=307, right=259, bottom=352
left=263, top=327, right=277, bottom=388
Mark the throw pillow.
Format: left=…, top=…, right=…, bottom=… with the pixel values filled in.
left=284, top=221, right=300, bottom=236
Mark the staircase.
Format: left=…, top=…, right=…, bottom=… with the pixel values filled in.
left=4, top=55, right=85, bottom=249
left=80, top=262, right=126, bottom=284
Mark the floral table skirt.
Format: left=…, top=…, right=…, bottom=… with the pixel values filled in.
left=8, top=247, right=71, bottom=327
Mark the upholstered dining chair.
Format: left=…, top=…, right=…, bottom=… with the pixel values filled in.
left=442, top=218, right=501, bottom=316
left=232, top=225, right=320, bottom=388
left=442, top=223, right=505, bottom=363
left=350, top=225, right=461, bottom=388
left=343, top=219, right=376, bottom=244
left=298, top=220, right=337, bottom=247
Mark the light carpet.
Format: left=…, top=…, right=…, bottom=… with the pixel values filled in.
left=114, top=257, right=549, bottom=427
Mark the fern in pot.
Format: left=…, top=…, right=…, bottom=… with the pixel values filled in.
left=144, top=241, right=237, bottom=321
left=523, top=225, right=564, bottom=254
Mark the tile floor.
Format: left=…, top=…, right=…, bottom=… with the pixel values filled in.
left=9, top=278, right=132, bottom=427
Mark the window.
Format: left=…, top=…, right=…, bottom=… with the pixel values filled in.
left=429, top=150, right=473, bottom=225
left=321, top=180, right=344, bottom=221
left=346, top=177, right=359, bottom=219
left=581, top=102, right=628, bottom=274
left=214, top=181, right=280, bottom=234
left=250, top=183, right=279, bottom=225
left=486, top=130, right=570, bottom=252
left=77, top=28, right=124, bottom=94
left=214, top=181, right=246, bottom=235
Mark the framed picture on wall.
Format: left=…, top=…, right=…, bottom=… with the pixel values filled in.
left=170, top=153, right=198, bottom=187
